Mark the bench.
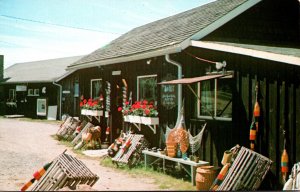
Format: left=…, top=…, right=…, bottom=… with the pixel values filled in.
left=142, top=150, right=209, bottom=186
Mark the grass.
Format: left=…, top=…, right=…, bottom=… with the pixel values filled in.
left=99, top=156, right=196, bottom=191
left=0, top=116, right=63, bottom=125
left=48, top=126, right=197, bottom=191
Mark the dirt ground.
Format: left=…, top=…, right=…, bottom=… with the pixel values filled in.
left=0, top=117, right=161, bottom=191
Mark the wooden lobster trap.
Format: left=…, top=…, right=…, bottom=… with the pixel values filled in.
left=31, top=152, right=99, bottom=191
left=56, top=117, right=80, bottom=140
left=215, top=146, right=272, bottom=191
left=112, top=134, right=149, bottom=168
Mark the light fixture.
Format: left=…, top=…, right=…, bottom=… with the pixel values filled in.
left=215, top=61, right=226, bottom=70
left=146, top=59, right=151, bottom=65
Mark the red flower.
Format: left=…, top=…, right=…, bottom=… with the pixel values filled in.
left=143, top=100, right=148, bottom=105
left=88, top=98, right=93, bottom=102
left=118, top=107, right=123, bottom=112
left=125, top=101, right=129, bottom=105
left=83, top=99, right=87, bottom=104
left=142, top=104, right=146, bottom=109
left=144, top=109, right=150, bottom=115
left=80, top=102, right=83, bottom=107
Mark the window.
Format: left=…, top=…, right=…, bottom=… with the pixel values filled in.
left=137, top=75, right=157, bottom=103
left=90, top=79, right=103, bottom=100
left=74, top=81, right=79, bottom=97
left=34, top=89, right=39, bottom=96
left=9, top=89, right=16, bottom=101
left=28, top=89, right=34, bottom=96
left=197, top=77, right=232, bottom=120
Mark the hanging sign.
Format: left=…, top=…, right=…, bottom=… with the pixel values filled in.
left=161, top=73, right=177, bottom=110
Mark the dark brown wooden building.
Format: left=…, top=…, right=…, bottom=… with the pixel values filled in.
left=1, top=56, right=83, bottom=119
left=62, top=0, right=299, bottom=189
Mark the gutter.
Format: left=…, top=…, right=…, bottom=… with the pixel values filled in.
left=52, top=81, right=62, bottom=120
left=165, top=54, right=182, bottom=118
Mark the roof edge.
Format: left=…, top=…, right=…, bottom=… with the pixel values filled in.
left=191, top=40, right=300, bottom=66
left=181, top=0, right=262, bottom=47
left=67, top=45, right=182, bottom=70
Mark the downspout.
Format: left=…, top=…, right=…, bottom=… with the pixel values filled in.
left=165, top=54, right=182, bottom=118
left=53, top=81, right=62, bottom=120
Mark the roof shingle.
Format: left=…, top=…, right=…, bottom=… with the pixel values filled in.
left=70, top=0, right=249, bottom=68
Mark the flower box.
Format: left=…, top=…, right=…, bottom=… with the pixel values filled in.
left=124, top=115, right=130, bottom=122
left=141, top=117, right=159, bottom=125
left=81, top=109, right=103, bottom=116
left=124, top=115, right=159, bottom=125
left=128, top=115, right=141, bottom=123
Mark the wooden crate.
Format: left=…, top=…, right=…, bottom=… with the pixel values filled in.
left=31, top=153, right=99, bottom=191
left=216, top=146, right=272, bottom=191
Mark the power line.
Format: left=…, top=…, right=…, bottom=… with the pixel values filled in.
left=1, top=15, right=123, bottom=35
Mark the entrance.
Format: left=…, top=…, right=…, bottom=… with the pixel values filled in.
left=109, top=75, right=124, bottom=141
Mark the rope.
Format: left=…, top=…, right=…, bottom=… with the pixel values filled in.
left=184, top=50, right=217, bottom=64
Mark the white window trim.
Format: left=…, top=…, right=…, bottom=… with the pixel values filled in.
left=9, top=89, right=16, bottom=100
left=137, top=74, right=157, bottom=101
left=197, top=78, right=232, bottom=121
left=90, top=78, right=102, bottom=99
left=28, top=89, right=34, bottom=96
left=34, top=89, right=40, bottom=96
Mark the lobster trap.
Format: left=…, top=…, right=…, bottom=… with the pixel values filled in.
left=30, top=151, right=99, bottom=191
left=215, top=146, right=272, bottom=191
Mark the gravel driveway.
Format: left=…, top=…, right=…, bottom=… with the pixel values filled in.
left=0, top=117, right=160, bottom=191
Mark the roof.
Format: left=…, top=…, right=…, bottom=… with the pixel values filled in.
left=191, top=40, right=300, bottom=66
left=3, top=56, right=83, bottom=84
left=68, top=0, right=261, bottom=70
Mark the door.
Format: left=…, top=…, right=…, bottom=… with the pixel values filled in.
left=110, top=75, right=124, bottom=141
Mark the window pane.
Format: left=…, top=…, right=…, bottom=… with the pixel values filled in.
left=199, top=80, right=214, bottom=116
left=138, top=76, right=157, bottom=103
left=91, top=79, right=102, bottom=99
left=216, top=78, right=232, bottom=118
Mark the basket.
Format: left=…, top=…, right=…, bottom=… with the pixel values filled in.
left=166, top=142, right=177, bottom=158
left=196, top=166, right=217, bottom=190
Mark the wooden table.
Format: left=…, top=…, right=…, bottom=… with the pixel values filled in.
left=142, top=150, right=209, bottom=186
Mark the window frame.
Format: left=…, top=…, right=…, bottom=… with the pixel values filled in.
left=34, top=89, right=40, bottom=96
left=137, top=74, right=157, bottom=102
left=197, top=76, right=233, bottom=121
left=9, top=89, right=16, bottom=101
left=90, top=78, right=103, bottom=100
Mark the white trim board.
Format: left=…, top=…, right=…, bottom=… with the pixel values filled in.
left=191, top=40, right=300, bottom=66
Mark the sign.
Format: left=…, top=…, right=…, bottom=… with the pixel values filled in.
left=112, top=70, right=121, bottom=75
left=161, top=74, right=177, bottom=110
left=16, top=85, right=27, bottom=91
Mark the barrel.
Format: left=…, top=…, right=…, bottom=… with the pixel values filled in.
left=196, top=166, right=217, bottom=190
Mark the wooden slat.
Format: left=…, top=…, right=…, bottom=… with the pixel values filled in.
left=268, top=81, right=278, bottom=178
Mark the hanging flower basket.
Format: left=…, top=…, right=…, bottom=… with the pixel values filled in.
left=81, top=109, right=103, bottom=116
left=141, top=117, right=159, bottom=125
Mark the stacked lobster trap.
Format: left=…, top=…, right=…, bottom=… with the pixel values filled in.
left=108, top=133, right=149, bottom=168
left=211, top=145, right=273, bottom=191
left=29, top=151, right=99, bottom=191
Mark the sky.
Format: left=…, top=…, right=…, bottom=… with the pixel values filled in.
left=0, top=0, right=214, bottom=69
